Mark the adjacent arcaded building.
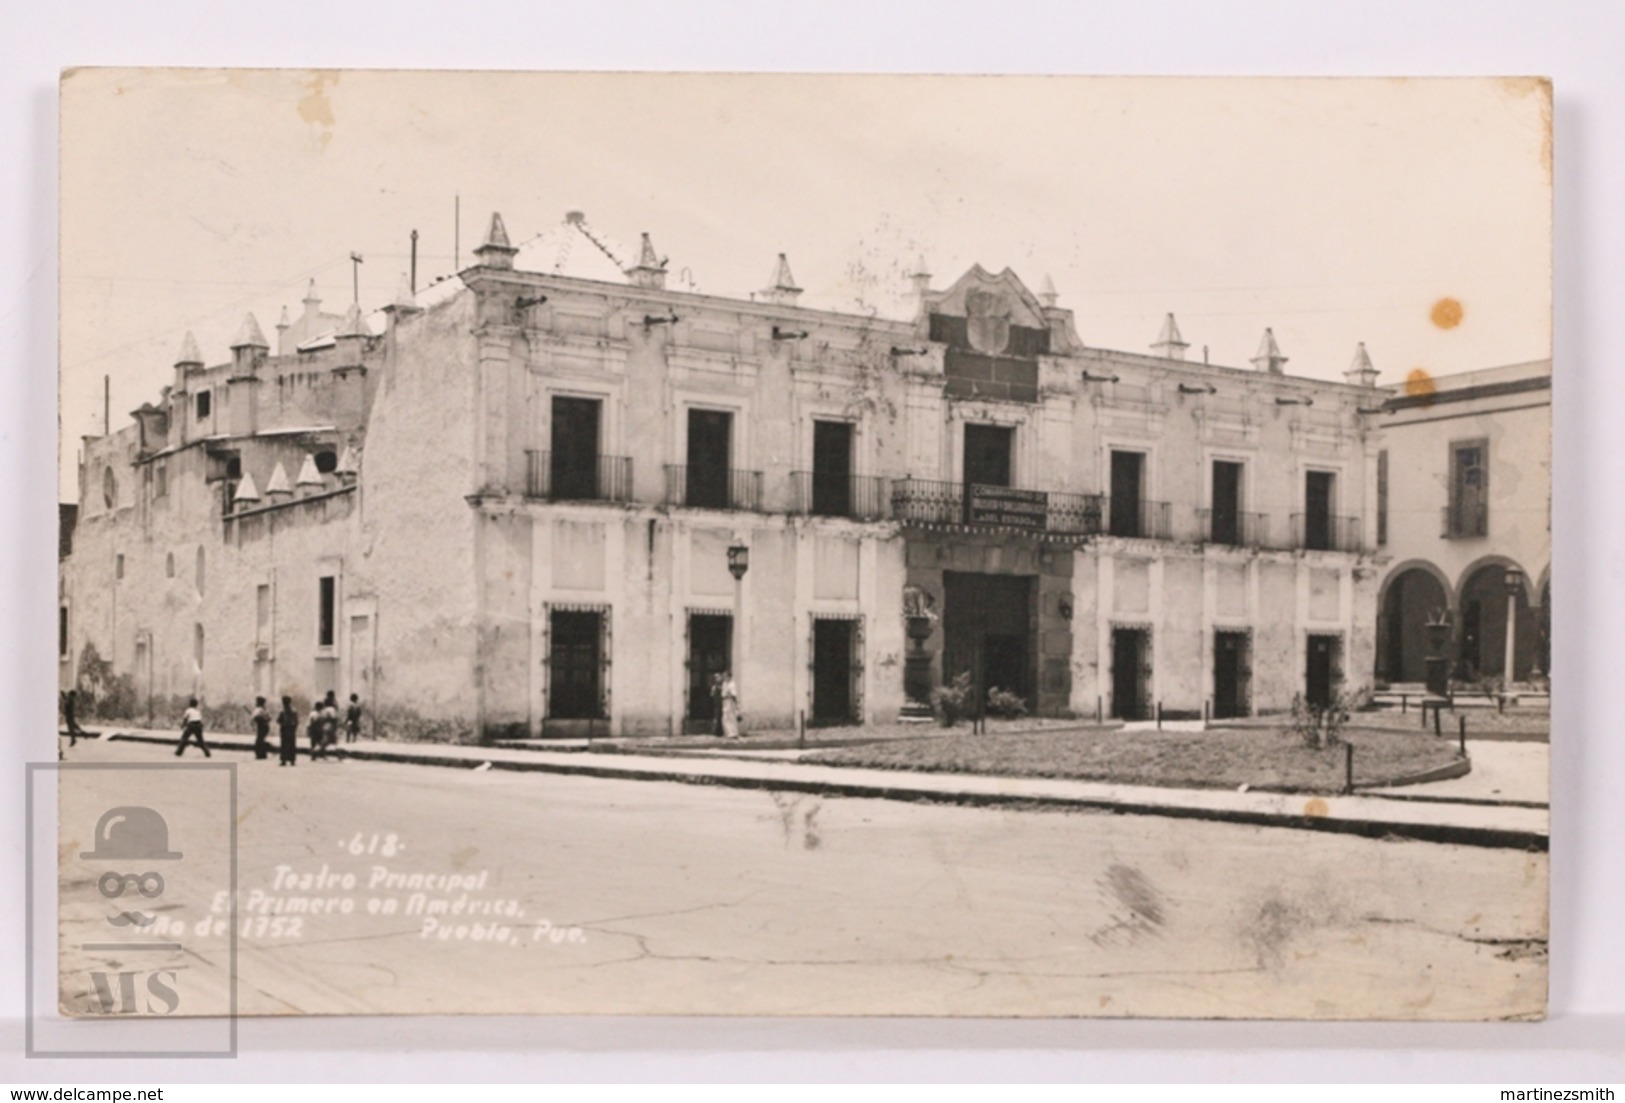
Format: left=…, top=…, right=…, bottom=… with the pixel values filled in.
left=1371, top=360, right=1552, bottom=687
left=61, top=211, right=1385, bottom=740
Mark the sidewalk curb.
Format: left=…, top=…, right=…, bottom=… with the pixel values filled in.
left=86, top=730, right=1548, bottom=853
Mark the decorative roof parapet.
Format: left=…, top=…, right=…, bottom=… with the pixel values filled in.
left=760, top=253, right=802, bottom=305
left=1251, top=327, right=1288, bottom=374
left=473, top=212, right=519, bottom=270
left=265, top=461, right=293, bottom=497
left=232, top=471, right=262, bottom=505
left=231, top=313, right=270, bottom=350
left=296, top=454, right=324, bottom=488
left=625, top=232, right=668, bottom=290
left=1345, top=341, right=1380, bottom=388
left=1151, top=313, right=1189, bottom=361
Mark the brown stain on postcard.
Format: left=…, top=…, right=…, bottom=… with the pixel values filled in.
left=1405, top=368, right=1437, bottom=407
left=1302, top=798, right=1329, bottom=818
left=1500, top=76, right=1554, bottom=186
left=298, top=71, right=340, bottom=150
left=1430, top=298, right=1464, bottom=329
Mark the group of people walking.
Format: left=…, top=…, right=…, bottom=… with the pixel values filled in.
left=170, top=691, right=364, bottom=763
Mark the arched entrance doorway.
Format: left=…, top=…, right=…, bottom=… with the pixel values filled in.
left=1458, top=562, right=1535, bottom=683
left=1379, top=566, right=1451, bottom=684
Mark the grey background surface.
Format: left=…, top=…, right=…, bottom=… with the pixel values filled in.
left=1, top=0, right=1619, bottom=1083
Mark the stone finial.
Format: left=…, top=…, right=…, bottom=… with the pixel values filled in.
left=339, top=302, right=369, bottom=339
left=303, top=279, right=321, bottom=310
left=760, top=253, right=802, bottom=305
left=175, top=331, right=204, bottom=367
left=232, top=471, right=262, bottom=505
left=909, top=256, right=932, bottom=299
left=265, top=461, right=292, bottom=497
left=1039, top=275, right=1059, bottom=309
left=335, top=443, right=360, bottom=478
left=626, top=231, right=668, bottom=290
left=1151, top=313, right=1189, bottom=361
left=391, top=272, right=420, bottom=314
left=296, top=453, right=324, bottom=488
left=231, top=313, right=270, bottom=351
left=1251, top=327, right=1288, bottom=374
left=276, top=306, right=291, bottom=331
left=474, top=212, right=519, bottom=269
left=1345, top=341, right=1380, bottom=388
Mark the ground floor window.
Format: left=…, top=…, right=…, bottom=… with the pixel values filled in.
left=1111, top=625, right=1152, bottom=721
left=547, top=606, right=609, bottom=720
left=810, top=615, right=864, bottom=726
left=1212, top=630, right=1251, bottom=719
left=1306, top=633, right=1343, bottom=708
left=685, top=610, right=733, bottom=733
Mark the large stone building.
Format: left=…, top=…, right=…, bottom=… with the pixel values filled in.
left=60, top=212, right=1386, bottom=740
left=1371, top=360, right=1552, bottom=688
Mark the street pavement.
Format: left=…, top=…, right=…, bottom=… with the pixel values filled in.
left=1367, top=739, right=1548, bottom=806
left=53, top=738, right=1548, bottom=1020
left=72, top=724, right=1550, bottom=850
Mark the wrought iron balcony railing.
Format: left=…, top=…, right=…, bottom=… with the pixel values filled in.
left=525, top=451, right=633, bottom=503
left=1441, top=501, right=1489, bottom=539
left=1292, top=513, right=1363, bottom=553
left=791, top=472, right=890, bottom=521
left=889, top=478, right=1103, bottom=536
left=1197, top=508, right=1270, bottom=549
left=1103, top=498, right=1172, bottom=540
left=664, top=465, right=763, bottom=512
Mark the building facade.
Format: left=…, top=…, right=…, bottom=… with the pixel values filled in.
left=1371, top=360, right=1552, bottom=688
left=61, top=213, right=1385, bottom=740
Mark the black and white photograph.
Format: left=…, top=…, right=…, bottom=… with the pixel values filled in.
left=49, top=69, right=1552, bottom=1023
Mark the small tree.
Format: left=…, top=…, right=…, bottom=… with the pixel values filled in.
left=1289, top=685, right=1361, bottom=750
left=931, top=671, right=975, bottom=728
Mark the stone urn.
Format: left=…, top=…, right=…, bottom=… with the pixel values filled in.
left=901, top=588, right=938, bottom=721
left=1424, top=613, right=1452, bottom=697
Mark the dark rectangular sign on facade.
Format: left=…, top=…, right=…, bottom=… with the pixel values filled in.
left=965, top=484, right=1048, bottom=529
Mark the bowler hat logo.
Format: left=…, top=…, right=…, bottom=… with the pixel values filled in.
left=80, top=806, right=183, bottom=862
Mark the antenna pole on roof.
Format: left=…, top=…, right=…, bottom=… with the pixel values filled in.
left=349, top=252, right=364, bottom=306
left=454, top=194, right=461, bottom=270
left=410, top=229, right=419, bottom=294
left=103, top=375, right=110, bottom=437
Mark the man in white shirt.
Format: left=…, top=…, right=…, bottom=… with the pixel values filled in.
left=175, top=697, right=212, bottom=758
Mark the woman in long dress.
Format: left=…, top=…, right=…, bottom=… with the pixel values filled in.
left=719, top=672, right=741, bottom=740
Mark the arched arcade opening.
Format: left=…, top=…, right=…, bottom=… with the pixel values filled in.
left=1457, top=561, right=1537, bottom=683
left=1378, top=565, right=1451, bottom=685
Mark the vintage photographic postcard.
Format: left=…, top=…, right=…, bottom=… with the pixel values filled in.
left=54, top=71, right=1550, bottom=1022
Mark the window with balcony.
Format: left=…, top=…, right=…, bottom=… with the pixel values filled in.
left=811, top=420, right=855, bottom=517
left=550, top=396, right=602, bottom=501
left=1210, top=460, right=1244, bottom=545
left=1109, top=450, right=1145, bottom=537
left=1303, top=470, right=1336, bottom=551
left=1446, top=439, right=1489, bottom=538
left=686, top=409, right=733, bottom=510
left=963, top=423, right=1014, bottom=489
